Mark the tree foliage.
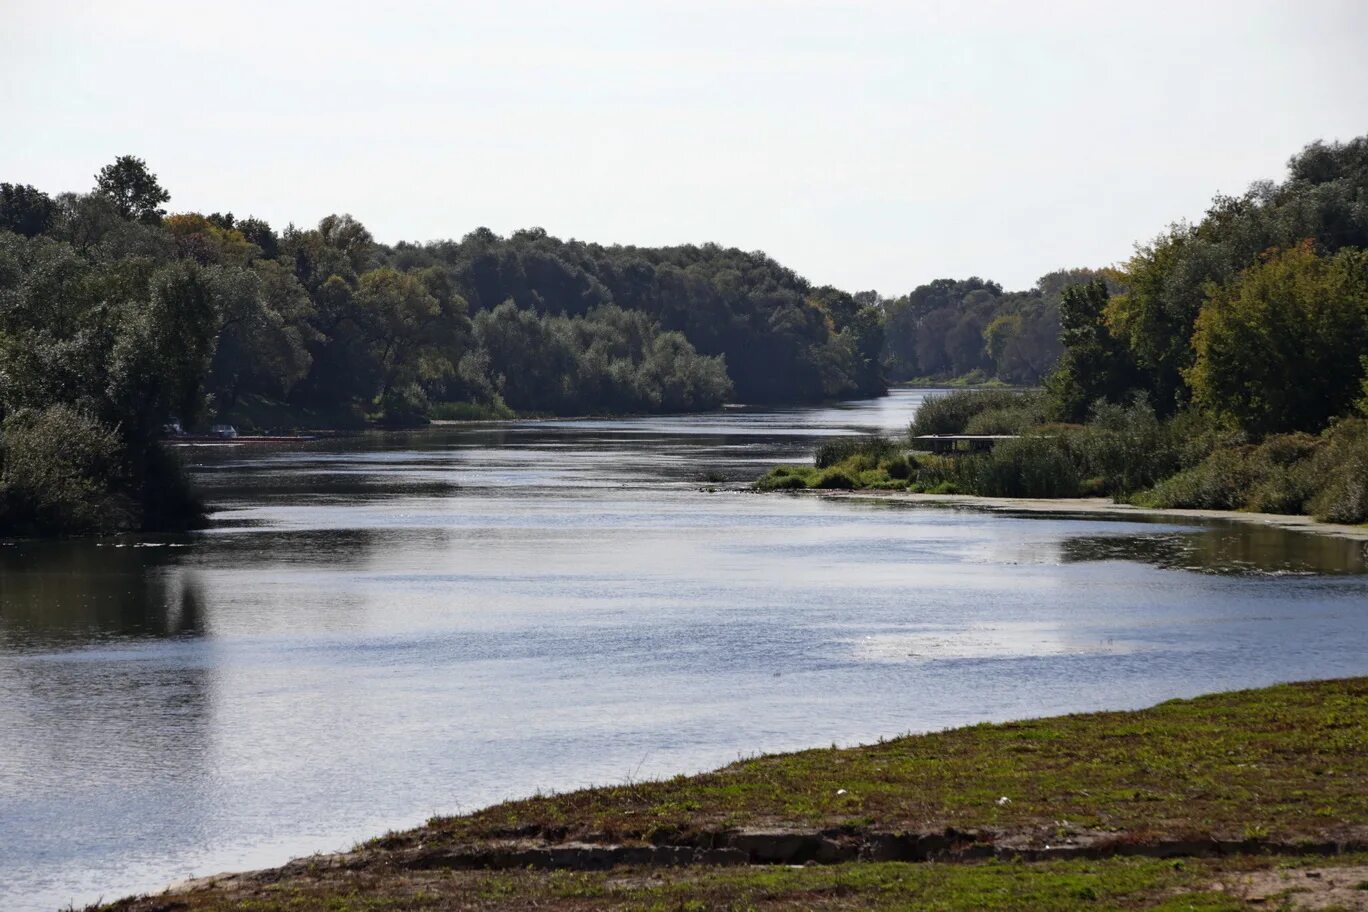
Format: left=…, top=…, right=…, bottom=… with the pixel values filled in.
left=10, top=136, right=1368, bottom=535
left=879, top=270, right=1107, bottom=385
left=1046, top=280, right=1144, bottom=423
left=1051, top=136, right=1368, bottom=435
left=1188, top=244, right=1368, bottom=435
left=94, top=155, right=171, bottom=223
left=0, top=183, right=56, bottom=237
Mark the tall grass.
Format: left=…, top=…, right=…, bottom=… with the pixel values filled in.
left=814, top=434, right=897, bottom=468
left=1139, top=418, right=1368, bottom=523
left=910, top=389, right=1047, bottom=437
left=964, top=437, right=1082, bottom=497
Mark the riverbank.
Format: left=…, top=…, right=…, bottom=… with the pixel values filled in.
left=97, top=678, right=1368, bottom=910
left=797, top=488, right=1368, bottom=542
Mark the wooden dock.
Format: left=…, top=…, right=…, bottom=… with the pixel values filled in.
left=911, top=434, right=1020, bottom=454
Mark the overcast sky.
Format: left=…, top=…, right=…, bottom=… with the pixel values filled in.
left=4, top=0, right=1367, bottom=293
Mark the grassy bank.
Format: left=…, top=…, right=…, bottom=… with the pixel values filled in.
left=96, top=855, right=1368, bottom=911
left=99, top=679, right=1368, bottom=911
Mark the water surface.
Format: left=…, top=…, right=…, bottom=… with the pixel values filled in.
left=2, top=389, right=1367, bottom=911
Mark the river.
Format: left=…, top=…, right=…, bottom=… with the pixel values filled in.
left=2, top=389, right=1366, bottom=911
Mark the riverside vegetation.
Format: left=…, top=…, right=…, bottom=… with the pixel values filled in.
left=5, top=134, right=1367, bottom=535
left=760, top=137, right=1368, bottom=525
left=757, top=389, right=1368, bottom=524
left=98, top=678, right=1368, bottom=911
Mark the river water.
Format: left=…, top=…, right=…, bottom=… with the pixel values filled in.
left=2, top=389, right=1367, bottom=911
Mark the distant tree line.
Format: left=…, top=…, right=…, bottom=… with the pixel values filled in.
left=879, top=269, right=1111, bottom=385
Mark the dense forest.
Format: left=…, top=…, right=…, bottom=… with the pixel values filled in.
left=0, top=158, right=898, bottom=534
left=761, top=136, right=1368, bottom=524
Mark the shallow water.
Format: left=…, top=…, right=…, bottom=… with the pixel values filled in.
left=1, top=389, right=1366, bottom=911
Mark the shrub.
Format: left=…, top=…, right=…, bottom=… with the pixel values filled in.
left=883, top=454, right=912, bottom=479
left=967, top=437, right=1081, bottom=498
left=1243, top=433, right=1322, bottom=514
left=814, top=434, right=896, bottom=468
left=811, top=469, right=857, bottom=489
left=0, top=405, right=136, bottom=534
left=757, top=472, right=809, bottom=491
left=963, top=406, right=1041, bottom=435
left=137, top=443, right=206, bottom=532
left=1308, top=419, right=1368, bottom=523
left=1138, top=446, right=1257, bottom=511
left=1063, top=399, right=1179, bottom=495
left=428, top=399, right=515, bottom=421
left=911, top=389, right=1045, bottom=437
left=1136, top=421, right=1367, bottom=521
left=910, top=453, right=960, bottom=490
left=1167, top=407, right=1245, bottom=469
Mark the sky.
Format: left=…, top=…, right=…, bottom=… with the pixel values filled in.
left=3, top=0, right=1367, bottom=294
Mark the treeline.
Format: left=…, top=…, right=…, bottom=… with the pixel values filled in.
left=1051, top=137, right=1368, bottom=432
left=0, top=157, right=890, bottom=534
left=9, top=134, right=1366, bottom=535
left=880, top=270, right=1109, bottom=385
left=761, top=136, right=1368, bottom=523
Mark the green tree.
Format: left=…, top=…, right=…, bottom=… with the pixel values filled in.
left=1188, top=244, right=1368, bottom=436
left=0, top=183, right=56, bottom=237
left=354, top=267, right=454, bottom=420
left=106, top=261, right=221, bottom=434
left=1046, top=280, right=1143, bottom=422
left=0, top=405, right=133, bottom=534
left=204, top=262, right=315, bottom=412
left=94, top=155, right=171, bottom=223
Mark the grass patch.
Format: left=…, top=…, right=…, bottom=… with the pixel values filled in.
left=95, top=849, right=1368, bottom=911
left=413, top=678, right=1368, bottom=846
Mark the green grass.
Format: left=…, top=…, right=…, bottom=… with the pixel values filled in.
left=95, top=680, right=1368, bottom=912
left=96, top=854, right=1368, bottom=910
left=416, top=679, right=1368, bottom=846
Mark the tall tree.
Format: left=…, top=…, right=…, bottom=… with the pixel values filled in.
left=93, top=155, right=170, bottom=223
left=1047, top=280, right=1143, bottom=422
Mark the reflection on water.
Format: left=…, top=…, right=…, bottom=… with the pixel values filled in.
left=2, top=389, right=1367, bottom=912
left=0, top=543, right=206, bottom=647
left=1060, top=522, right=1368, bottom=575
